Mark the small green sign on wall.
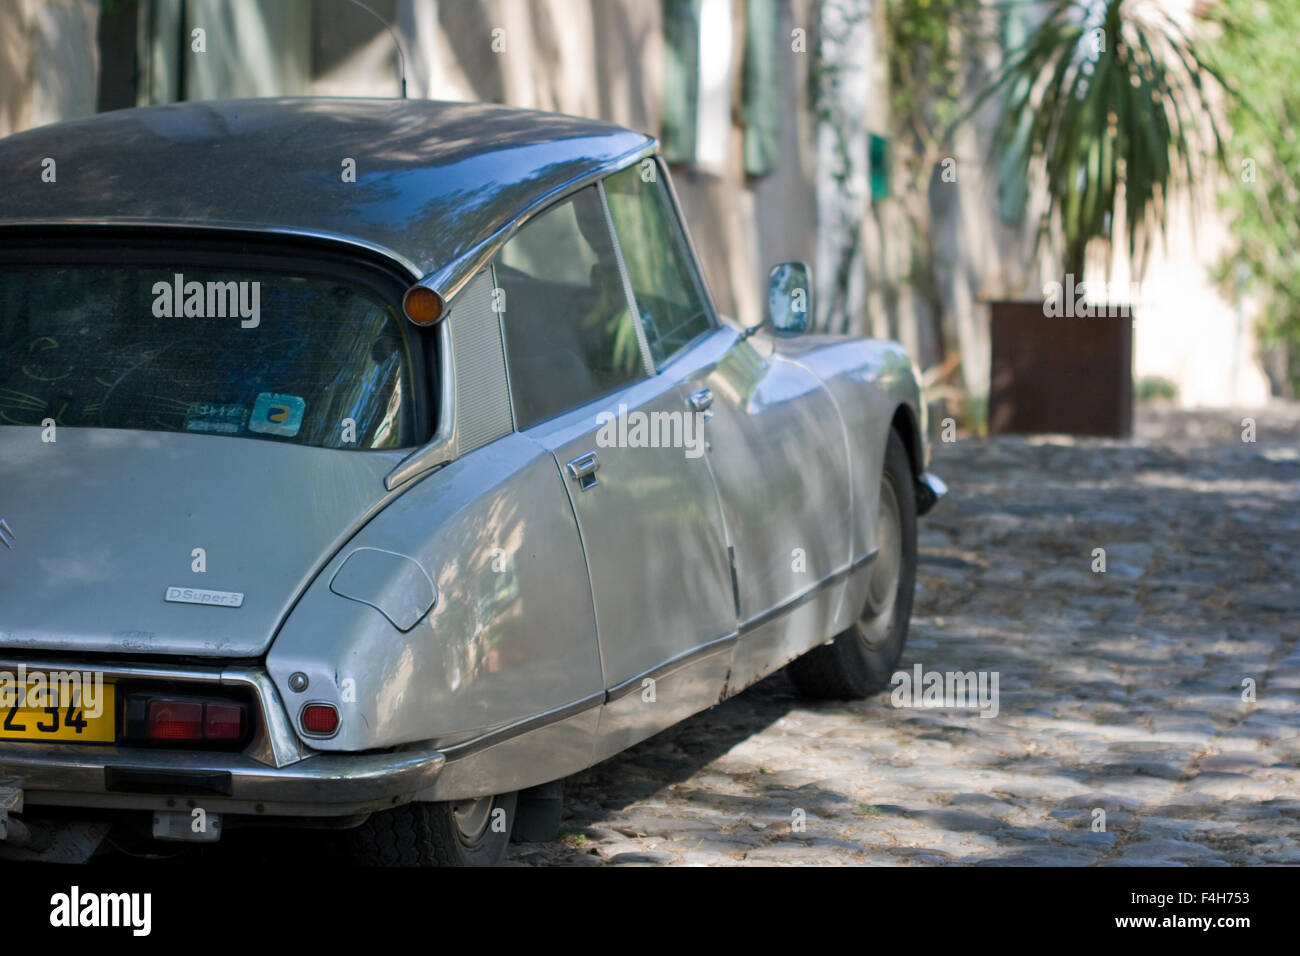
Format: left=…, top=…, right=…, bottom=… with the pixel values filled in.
left=869, top=133, right=891, bottom=202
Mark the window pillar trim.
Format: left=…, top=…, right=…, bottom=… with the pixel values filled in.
left=597, top=179, right=657, bottom=378
left=652, top=156, right=722, bottom=330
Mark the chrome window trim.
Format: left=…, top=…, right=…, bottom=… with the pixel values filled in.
left=490, top=262, right=519, bottom=433
left=650, top=324, right=727, bottom=376
left=635, top=323, right=738, bottom=385
left=654, top=156, right=723, bottom=335
left=492, top=184, right=656, bottom=432
left=1, top=226, right=436, bottom=452
left=446, top=268, right=514, bottom=455
left=390, top=148, right=678, bottom=485
left=509, top=367, right=656, bottom=439
left=4, top=153, right=672, bottom=319
left=598, top=157, right=721, bottom=374
left=385, top=320, right=456, bottom=490
left=0, top=220, right=426, bottom=281
left=411, top=141, right=659, bottom=308
left=1, top=100, right=659, bottom=294
left=597, top=179, right=657, bottom=379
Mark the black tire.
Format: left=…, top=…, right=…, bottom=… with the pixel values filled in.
left=788, top=429, right=917, bottom=699
left=348, top=792, right=517, bottom=866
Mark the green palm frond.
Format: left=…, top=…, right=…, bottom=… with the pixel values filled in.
left=974, top=0, right=1231, bottom=277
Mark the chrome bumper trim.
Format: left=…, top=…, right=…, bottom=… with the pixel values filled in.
left=0, top=743, right=446, bottom=815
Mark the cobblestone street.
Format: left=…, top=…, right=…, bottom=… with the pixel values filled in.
left=509, top=404, right=1300, bottom=866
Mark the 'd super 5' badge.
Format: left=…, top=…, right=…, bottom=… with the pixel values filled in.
left=249, top=393, right=305, bottom=437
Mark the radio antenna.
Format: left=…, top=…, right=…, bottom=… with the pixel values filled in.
left=344, top=0, right=409, bottom=98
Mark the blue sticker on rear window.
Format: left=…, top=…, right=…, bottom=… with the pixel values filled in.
left=185, top=403, right=248, bottom=434
left=249, top=393, right=305, bottom=437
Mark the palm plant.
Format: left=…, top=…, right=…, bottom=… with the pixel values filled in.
left=978, top=0, right=1231, bottom=280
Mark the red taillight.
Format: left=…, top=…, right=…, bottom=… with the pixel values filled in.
left=301, top=703, right=339, bottom=736
left=131, top=696, right=249, bottom=745
left=204, top=701, right=247, bottom=742
left=146, top=699, right=204, bottom=741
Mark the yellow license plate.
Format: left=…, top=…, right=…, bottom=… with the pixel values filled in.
left=0, top=678, right=115, bottom=743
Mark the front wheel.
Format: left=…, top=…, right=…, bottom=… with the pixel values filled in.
left=788, top=429, right=918, bottom=699
left=348, top=792, right=518, bottom=866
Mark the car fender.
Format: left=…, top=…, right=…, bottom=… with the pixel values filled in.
left=265, top=431, right=603, bottom=756
left=778, top=335, right=924, bottom=561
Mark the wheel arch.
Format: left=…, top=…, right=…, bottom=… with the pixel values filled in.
left=890, top=402, right=924, bottom=479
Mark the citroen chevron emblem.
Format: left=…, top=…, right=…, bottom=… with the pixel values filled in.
left=0, top=518, right=13, bottom=550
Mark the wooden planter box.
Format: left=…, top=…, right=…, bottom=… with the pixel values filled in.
left=988, top=299, right=1133, bottom=438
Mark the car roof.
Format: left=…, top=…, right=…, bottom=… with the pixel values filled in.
left=0, top=97, right=655, bottom=292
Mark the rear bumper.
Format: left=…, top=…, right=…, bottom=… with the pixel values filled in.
left=0, top=657, right=445, bottom=817
left=0, top=742, right=446, bottom=817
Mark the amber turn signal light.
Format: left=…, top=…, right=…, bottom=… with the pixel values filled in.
left=403, top=285, right=443, bottom=325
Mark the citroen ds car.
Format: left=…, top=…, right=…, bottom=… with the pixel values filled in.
left=0, top=98, right=944, bottom=865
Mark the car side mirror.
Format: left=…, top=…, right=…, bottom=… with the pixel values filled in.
left=766, top=261, right=812, bottom=335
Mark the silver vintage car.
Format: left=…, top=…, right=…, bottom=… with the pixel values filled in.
left=0, top=98, right=944, bottom=865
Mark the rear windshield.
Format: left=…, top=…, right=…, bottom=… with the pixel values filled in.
left=0, top=251, right=419, bottom=449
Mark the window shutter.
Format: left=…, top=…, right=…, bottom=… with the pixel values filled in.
left=741, top=0, right=781, bottom=176
left=662, top=0, right=701, bottom=163
left=997, top=5, right=1032, bottom=223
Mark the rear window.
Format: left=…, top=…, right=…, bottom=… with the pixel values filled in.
left=0, top=248, right=420, bottom=449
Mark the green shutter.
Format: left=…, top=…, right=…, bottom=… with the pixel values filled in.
left=662, top=0, right=701, bottom=164
left=997, top=5, right=1031, bottom=223
left=741, top=0, right=781, bottom=176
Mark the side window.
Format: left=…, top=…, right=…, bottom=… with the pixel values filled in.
left=603, top=162, right=714, bottom=367
left=497, top=187, right=646, bottom=429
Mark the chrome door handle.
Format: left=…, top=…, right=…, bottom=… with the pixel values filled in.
left=688, top=387, right=714, bottom=414
left=565, top=451, right=600, bottom=490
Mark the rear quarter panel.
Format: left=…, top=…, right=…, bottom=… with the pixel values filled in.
left=265, top=432, right=602, bottom=759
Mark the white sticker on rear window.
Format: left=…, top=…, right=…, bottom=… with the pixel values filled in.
left=248, top=393, right=305, bottom=437
left=184, top=403, right=248, bottom=434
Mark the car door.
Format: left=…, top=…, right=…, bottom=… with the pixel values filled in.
left=603, top=160, right=854, bottom=693
left=664, top=330, right=854, bottom=690
left=492, top=184, right=736, bottom=760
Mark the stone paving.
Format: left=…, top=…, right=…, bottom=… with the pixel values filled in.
left=507, top=403, right=1300, bottom=866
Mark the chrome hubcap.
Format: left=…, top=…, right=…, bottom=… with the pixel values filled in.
left=859, top=475, right=902, bottom=650
left=451, top=795, right=494, bottom=845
